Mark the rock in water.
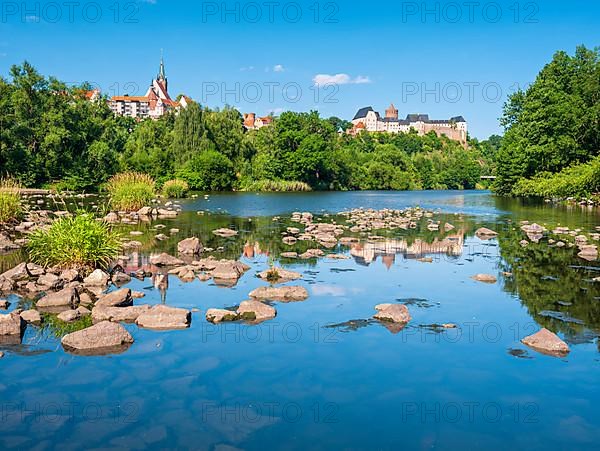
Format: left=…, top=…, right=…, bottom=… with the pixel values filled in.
left=0, top=312, right=26, bottom=336
left=236, top=301, right=276, bottom=322
left=521, top=328, right=570, bottom=357
left=136, top=305, right=191, bottom=330
left=20, top=309, right=42, bottom=324
left=472, top=274, right=497, bottom=284
left=475, top=228, right=498, bottom=239
left=206, top=308, right=238, bottom=323
left=257, top=267, right=302, bottom=284
left=57, top=309, right=81, bottom=322
left=92, top=305, right=151, bottom=323
left=373, top=304, right=411, bottom=323
left=36, top=288, right=79, bottom=309
left=83, top=269, right=110, bottom=287
left=150, top=253, right=185, bottom=266
left=95, top=288, right=133, bottom=308
left=249, top=286, right=309, bottom=302
left=61, top=321, right=134, bottom=356
left=178, top=237, right=203, bottom=255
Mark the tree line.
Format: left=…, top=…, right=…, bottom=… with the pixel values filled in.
left=0, top=61, right=497, bottom=192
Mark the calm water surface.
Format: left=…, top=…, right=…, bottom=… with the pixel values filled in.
left=1, top=190, right=599, bottom=450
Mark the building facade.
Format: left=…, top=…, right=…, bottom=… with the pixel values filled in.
left=243, top=113, right=274, bottom=130
left=109, top=57, right=191, bottom=119
left=349, top=104, right=468, bottom=146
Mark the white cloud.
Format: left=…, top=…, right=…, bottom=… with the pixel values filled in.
left=273, top=64, right=285, bottom=72
left=240, top=66, right=255, bottom=72
left=312, top=73, right=372, bottom=87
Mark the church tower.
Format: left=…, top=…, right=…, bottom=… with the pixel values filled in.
left=385, top=103, right=398, bottom=120
left=157, top=51, right=168, bottom=92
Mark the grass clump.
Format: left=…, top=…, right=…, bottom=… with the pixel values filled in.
left=242, top=179, right=312, bottom=192
left=27, top=213, right=121, bottom=271
left=0, top=178, right=23, bottom=223
left=162, top=179, right=189, bottom=198
left=107, top=172, right=155, bottom=211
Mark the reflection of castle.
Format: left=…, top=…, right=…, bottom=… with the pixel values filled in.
left=349, top=233, right=464, bottom=267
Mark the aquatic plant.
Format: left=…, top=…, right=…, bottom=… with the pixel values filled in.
left=242, top=180, right=312, bottom=192
left=27, top=213, right=121, bottom=271
left=0, top=178, right=23, bottom=223
left=107, top=172, right=155, bottom=211
left=162, top=179, right=189, bottom=198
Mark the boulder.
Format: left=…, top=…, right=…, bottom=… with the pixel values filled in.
left=373, top=304, right=411, bottom=324
left=472, top=274, right=497, bottom=284
left=37, top=273, right=61, bottom=289
left=112, top=271, right=132, bottom=285
left=257, top=267, right=302, bottom=284
left=249, top=286, right=309, bottom=302
left=475, top=227, right=498, bottom=239
left=104, top=212, right=120, bottom=223
left=57, top=309, right=81, bottom=322
left=280, top=252, right=298, bottom=259
left=37, top=287, right=79, bottom=309
left=20, top=309, right=42, bottom=324
left=212, top=261, right=250, bottom=281
left=578, top=245, right=598, bottom=261
left=0, top=312, right=25, bottom=336
left=213, top=228, right=238, bottom=237
left=96, top=288, right=133, bottom=308
left=61, top=321, right=134, bottom=356
left=83, top=269, right=110, bottom=287
left=237, top=300, right=276, bottom=322
left=206, top=308, right=238, bottom=323
left=136, top=305, right=191, bottom=330
left=1, top=263, right=45, bottom=282
left=92, top=305, right=151, bottom=323
left=76, top=306, right=91, bottom=317
left=59, top=269, right=80, bottom=282
left=177, top=237, right=203, bottom=255
left=137, top=206, right=152, bottom=216
left=521, top=328, right=570, bottom=357
left=0, top=300, right=9, bottom=310
left=150, top=253, right=184, bottom=266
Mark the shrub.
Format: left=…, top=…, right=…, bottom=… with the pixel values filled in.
left=0, top=178, right=23, bottom=223
left=107, top=172, right=155, bottom=211
left=177, top=151, right=235, bottom=191
left=162, top=179, right=189, bottom=198
left=242, top=179, right=312, bottom=192
left=27, top=213, right=121, bottom=271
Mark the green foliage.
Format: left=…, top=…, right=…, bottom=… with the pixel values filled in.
left=0, top=178, right=22, bottom=223
left=27, top=213, right=121, bottom=270
left=495, top=46, right=600, bottom=196
left=177, top=150, right=235, bottom=191
left=513, top=156, right=600, bottom=198
left=107, top=172, right=155, bottom=211
left=241, top=179, right=312, bottom=192
left=162, top=179, right=189, bottom=198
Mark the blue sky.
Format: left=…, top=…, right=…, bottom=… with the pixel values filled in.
left=0, top=0, right=598, bottom=138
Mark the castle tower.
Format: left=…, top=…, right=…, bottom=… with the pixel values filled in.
left=385, top=103, right=398, bottom=119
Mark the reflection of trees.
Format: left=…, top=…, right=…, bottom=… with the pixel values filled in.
left=498, top=228, right=600, bottom=339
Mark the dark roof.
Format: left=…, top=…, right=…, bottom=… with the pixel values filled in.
left=450, top=116, right=466, bottom=122
left=406, top=114, right=430, bottom=122
left=353, top=106, right=374, bottom=120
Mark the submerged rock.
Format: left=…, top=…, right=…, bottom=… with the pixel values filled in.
left=237, top=300, right=276, bottom=322
left=61, top=321, right=134, bottom=356
left=475, top=227, right=498, bottom=239
left=0, top=299, right=9, bottom=310
left=136, top=305, right=191, bottom=330
left=213, top=228, right=238, bottom=237
left=373, top=304, right=411, bottom=324
left=521, top=328, right=570, bottom=357
left=249, top=286, right=309, bottom=302
left=472, top=274, right=497, bottom=284
left=206, top=308, right=238, bottom=323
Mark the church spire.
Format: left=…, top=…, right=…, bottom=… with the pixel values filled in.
left=158, top=49, right=166, bottom=81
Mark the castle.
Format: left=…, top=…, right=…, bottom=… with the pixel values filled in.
left=349, top=104, right=467, bottom=146
left=109, top=56, right=191, bottom=119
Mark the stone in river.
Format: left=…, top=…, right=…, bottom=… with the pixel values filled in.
left=475, top=227, right=498, bottom=239
left=37, top=287, right=79, bottom=309
left=249, top=286, right=309, bottom=302
left=0, top=299, right=10, bottom=310
left=213, top=228, right=238, bottom=237
left=61, top=321, right=134, bottom=356
left=206, top=308, right=239, bottom=323
left=150, top=253, right=185, bottom=266
left=92, top=305, right=151, bottom=323
left=257, top=267, right=302, bottom=283
left=83, top=269, right=110, bottom=287
left=373, top=304, right=411, bottom=324
left=95, top=288, right=133, bottom=308
left=57, top=309, right=81, bottom=322
left=178, top=237, right=203, bottom=255
left=236, top=300, right=276, bottom=323
left=472, top=274, right=497, bottom=284
left=211, top=260, right=250, bottom=281
left=20, top=309, right=42, bottom=324
left=136, top=305, right=191, bottom=330
left=0, top=312, right=26, bottom=336
left=521, top=328, right=570, bottom=357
